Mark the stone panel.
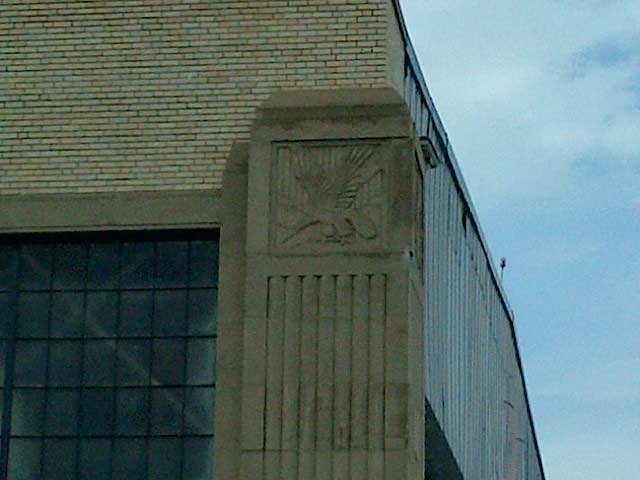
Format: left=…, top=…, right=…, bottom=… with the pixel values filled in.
left=227, top=89, right=425, bottom=479
left=271, top=141, right=387, bottom=254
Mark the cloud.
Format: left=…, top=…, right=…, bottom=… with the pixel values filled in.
left=572, top=35, right=640, bottom=74
left=399, top=0, right=640, bottom=215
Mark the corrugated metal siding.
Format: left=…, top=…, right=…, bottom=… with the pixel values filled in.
left=423, top=162, right=544, bottom=480
left=391, top=2, right=545, bottom=477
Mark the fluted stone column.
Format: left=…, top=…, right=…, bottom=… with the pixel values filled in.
left=217, top=88, right=426, bottom=480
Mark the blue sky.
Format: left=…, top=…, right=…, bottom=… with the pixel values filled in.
left=399, top=1, right=640, bottom=478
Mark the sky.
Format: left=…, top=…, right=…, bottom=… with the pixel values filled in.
left=399, top=0, right=640, bottom=478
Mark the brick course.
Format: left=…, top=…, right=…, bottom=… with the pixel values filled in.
left=1, top=0, right=400, bottom=195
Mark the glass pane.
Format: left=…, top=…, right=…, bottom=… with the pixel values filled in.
left=83, top=340, right=116, bottom=386
left=149, top=437, right=182, bottom=480
left=187, top=338, right=216, bottom=385
left=119, top=291, right=153, bottom=337
left=189, top=240, right=218, bottom=287
left=0, top=341, right=5, bottom=385
left=0, top=244, right=17, bottom=291
left=43, top=438, right=77, bottom=479
left=150, top=387, right=183, bottom=435
left=183, top=437, right=214, bottom=480
left=0, top=292, right=15, bottom=337
left=154, top=290, right=187, bottom=336
left=152, top=338, right=185, bottom=386
left=14, top=341, right=47, bottom=386
left=121, top=242, right=154, bottom=288
left=156, top=241, right=188, bottom=288
left=117, top=339, right=151, bottom=386
left=0, top=389, right=3, bottom=431
left=50, top=292, right=84, bottom=337
left=20, top=243, right=53, bottom=290
left=88, top=242, right=120, bottom=289
left=86, top=291, right=118, bottom=337
left=188, top=289, right=217, bottom=336
left=184, top=387, right=215, bottom=435
left=113, top=438, right=147, bottom=478
left=79, top=439, right=111, bottom=480
left=53, top=243, right=87, bottom=289
left=48, top=340, right=82, bottom=386
left=115, top=388, right=149, bottom=435
left=8, top=438, right=42, bottom=480
left=46, top=389, right=80, bottom=436
left=11, top=388, right=45, bottom=435
left=80, top=388, right=114, bottom=435
left=17, top=292, right=49, bottom=338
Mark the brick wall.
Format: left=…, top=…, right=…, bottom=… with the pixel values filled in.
left=1, top=0, right=403, bottom=195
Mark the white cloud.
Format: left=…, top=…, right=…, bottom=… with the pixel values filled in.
left=399, top=0, right=640, bottom=214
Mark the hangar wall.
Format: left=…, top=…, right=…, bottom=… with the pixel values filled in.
left=1, top=1, right=546, bottom=479
left=1, top=0, right=402, bottom=195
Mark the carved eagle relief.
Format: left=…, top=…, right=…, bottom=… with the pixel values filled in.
left=275, top=143, right=384, bottom=248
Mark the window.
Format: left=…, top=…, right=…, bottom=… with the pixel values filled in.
left=0, top=231, right=218, bottom=479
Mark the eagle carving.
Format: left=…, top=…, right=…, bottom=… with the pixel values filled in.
left=275, top=143, right=384, bottom=248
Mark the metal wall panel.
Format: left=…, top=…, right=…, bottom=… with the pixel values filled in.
left=392, top=4, right=545, bottom=475
left=421, top=162, right=544, bottom=480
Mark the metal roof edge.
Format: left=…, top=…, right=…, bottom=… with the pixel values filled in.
left=389, top=1, right=547, bottom=477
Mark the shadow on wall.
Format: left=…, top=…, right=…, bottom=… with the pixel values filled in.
left=424, top=399, right=464, bottom=480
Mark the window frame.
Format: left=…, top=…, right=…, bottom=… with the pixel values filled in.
left=0, top=229, right=219, bottom=480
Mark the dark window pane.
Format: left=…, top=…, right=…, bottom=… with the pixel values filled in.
left=43, top=438, right=76, bottom=480
left=46, top=389, right=80, bottom=436
left=83, top=340, right=116, bottom=386
left=79, top=439, right=111, bottom=480
left=184, top=387, right=215, bottom=435
left=88, top=242, right=120, bottom=289
left=53, top=243, right=87, bottom=289
left=152, top=338, right=185, bottom=386
left=117, top=339, right=151, bottom=386
left=11, top=388, right=45, bottom=435
left=14, top=341, right=47, bottom=386
left=0, top=292, right=15, bottom=337
left=0, top=341, right=5, bottom=385
left=0, top=245, right=17, bottom=291
left=0, top=390, right=3, bottom=431
left=154, top=290, right=187, bottom=336
left=3, top=233, right=219, bottom=480
left=156, top=241, right=188, bottom=287
left=150, top=387, right=183, bottom=435
left=189, top=241, right=218, bottom=287
left=8, top=438, right=42, bottom=480
left=80, top=388, right=114, bottom=435
left=119, top=291, right=153, bottom=337
left=187, top=338, right=216, bottom=385
left=113, top=438, right=147, bottom=479
left=183, top=437, right=214, bottom=480
left=115, top=388, right=149, bottom=435
left=86, top=291, right=118, bottom=337
left=20, top=243, right=52, bottom=290
left=50, top=292, right=84, bottom=337
left=48, top=340, right=82, bottom=386
left=16, top=292, right=49, bottom=338
left=149, top=438, right=182, bottom=480
left=121, top=242, right=154, bottom=288
left=188, top=289, right=217, bottom=336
